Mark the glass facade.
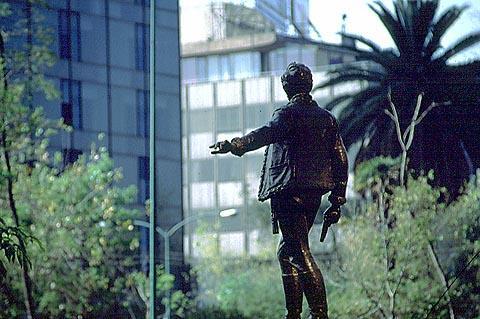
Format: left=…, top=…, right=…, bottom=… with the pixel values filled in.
left=182, top=51, right=261, bottom=83
left=135, top=23, right=149, bottom=71
left=136, top=89, right=149, bottom=137
left=138, top=156, right=150, bottom=204
left=58, top=9, right=81, bottom=61
left=16, top=0, right=184, bottom=271
left=60, top=79, right=82, bottom=129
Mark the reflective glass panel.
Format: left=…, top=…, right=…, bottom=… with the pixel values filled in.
left=217, top=81, right=241, bottom=107
left=190, top=132, right=213, bottom=159
left=245, top=77, right=270, bottom=104
left=188, top=83, right=213, bottom=109
left=190, top=182, right=215, bottom=209
left=218, top=181, right=243, bottom=207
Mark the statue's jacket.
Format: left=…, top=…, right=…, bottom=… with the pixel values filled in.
left=230, top=93, right=348, bottom=206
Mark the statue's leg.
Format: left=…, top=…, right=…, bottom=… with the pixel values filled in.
left=301, top=192, right=328, bottom=319
left=277, top=236, right=303, bottom=319
left=274, top=192, right=328, bottom=319
left=275, top=193, right=303, bottom=319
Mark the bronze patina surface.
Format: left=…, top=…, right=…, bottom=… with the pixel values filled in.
left=210, top=62, right=348, bottom=319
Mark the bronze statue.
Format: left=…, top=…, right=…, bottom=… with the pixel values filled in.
left=210, top=62, right=348, bottom=319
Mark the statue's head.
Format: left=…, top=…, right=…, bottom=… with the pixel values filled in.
left=281, top=62, right=313, bottom=99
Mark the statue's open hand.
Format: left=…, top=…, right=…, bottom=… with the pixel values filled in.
left=324, top=205, right=341, bottom=225
left=209, top=140, right=233, bottom=154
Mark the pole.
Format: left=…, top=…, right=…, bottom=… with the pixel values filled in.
left=164, top=235, right=171, bottom=319
left=148, top=0, right=156, bottom=318
left=134, top=210, right=237, bottom=319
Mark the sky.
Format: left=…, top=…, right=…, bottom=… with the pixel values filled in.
left=310, top=0, right=480, bottom=63
left=180, top=0, right=480, bottom=63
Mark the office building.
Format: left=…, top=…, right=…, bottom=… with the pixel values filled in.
left=180, top=0, right=361, bottom=257
left=3, top=0, right=184, bottom=273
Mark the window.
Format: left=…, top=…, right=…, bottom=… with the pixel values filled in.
left=207, top=55, right=220, bottom=81
left=329, top=55, right=344, bottom=65
left=191, top=182, right=215, bottom=209
left=245, top=77, right=270, bottom=104
left=219, top=55, right=231, bottom=80
left=135, top=0, right=150, bottom=5
left=135, top=23, right=149, bottom=71
left=58, top=10, right=81, bottom=61
left=190, top=160, right=214, bottom=182
left=138, top=156, right=150, bottom=204
left=220, top=232, right=244, bottom=256
left=300, top=46, right=316, bottom=67
left=136, top=90, right=149, bottom=137
left=188, top=83, right=213, bottom=109
left=246, top=105, right=269, bottom=129
left=189, top=110, right=213, bottom=133
left=190, top=133, right=213, bottom=159
left=60, top=79, right=82, bottom=129
left=218, top=181, right=243, bottom=207
left=269, top=48, right=286, bottom=72
left=196, top=57, right=207, bottom=80
left=61, top=102, right=73, bottom=126
left=217, top=107, right=240, bottom=132
left=62, top=148, right=82, bottom=166
left=285, top=45, right=300, bottom=64
left=273, top=77, right=288, bottom=102
left=217, top=81, right=241, bottom=107
left=218, top=158, right=242, bottom=182
left=231, top=52, right=253, bottom=79
left=181, top=58, right=196, bottom=83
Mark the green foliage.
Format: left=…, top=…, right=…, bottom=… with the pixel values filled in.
left=186, top=306, right=247, bottom=319
left=0, top=0, right=62, bottom=277
left=190, top=220, right=284, bottom=319
left=325, top=159, right=480, bottom=318
left=123, top=265, right=191, bottom=318
left=189, top=158, right=480, bottom=319
left=0, top=3, right=188, bottom=318
left=354, top=155, right=400, bottom=191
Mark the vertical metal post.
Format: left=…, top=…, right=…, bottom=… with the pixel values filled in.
left=149, top=0, right=156, bottom=318
left=164, top=234, right=171, bottom=319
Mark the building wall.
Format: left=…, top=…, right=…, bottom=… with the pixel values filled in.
left=6, top=0, right=183, bottom=270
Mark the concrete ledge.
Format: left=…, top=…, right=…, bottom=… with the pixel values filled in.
left=181, top=32, right=279, bottom=57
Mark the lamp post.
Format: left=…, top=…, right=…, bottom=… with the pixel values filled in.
left=148, top=0, right=156, bottom=318
left=134, top=208, right=237, bottom=319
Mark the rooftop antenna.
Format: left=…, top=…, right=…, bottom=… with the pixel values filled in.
left=341, top=13, right=347, bottom=34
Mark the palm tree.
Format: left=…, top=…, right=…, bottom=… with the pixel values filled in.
left=316, top=0, right=480, bottom=194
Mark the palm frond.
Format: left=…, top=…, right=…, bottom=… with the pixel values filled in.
left=323, top=94, right=353, bottom=111
left=349, top=86, right=386, bottom=109
left=424, top=5, right=468, bottom=57
left=395, top=0, right=412, bottom=39
left=339, top=96, right=387, bottom=147
left=357, top=50, right=399, bottom=70
left=315, top=72, right=381, bottom=90
left=434, top=32, right=480, bottom=63
left=369, top=1, right=408, bottom=53
left=415, top=0, right=438, bottom=52
left=338, top=32, right=382, bottom=52
left=330, top=64, right=386, bottom=77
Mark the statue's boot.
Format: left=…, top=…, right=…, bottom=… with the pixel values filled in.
left=281, top=271, right=303, bottom=319
left=298, top=250, right=328, bottom=319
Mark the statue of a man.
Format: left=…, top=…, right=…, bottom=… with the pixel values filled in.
left=210, top=62, right=348, bottom=319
